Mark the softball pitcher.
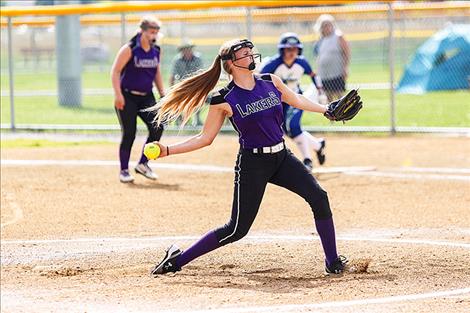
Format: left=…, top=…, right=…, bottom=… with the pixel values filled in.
left=149, top=39, right=349, bottom=276
left=261, top=33, right=327, bottom=171
left=111, top=16, right=165, bottom=183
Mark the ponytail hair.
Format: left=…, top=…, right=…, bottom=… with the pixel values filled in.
left=152, top=38, right=244, bottom=126
left=153, top=55, right=221, bottom=126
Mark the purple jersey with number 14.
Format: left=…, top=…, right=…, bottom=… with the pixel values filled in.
left=210, top=74, right=284, bottom=149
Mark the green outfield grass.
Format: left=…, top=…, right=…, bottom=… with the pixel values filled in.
left=301, top=89, right=470, bottom=127
left=0, top=61, right=402, bottom=92
left=0, top=138, right=114, bottom=148
left=1, top=35, right=410, bottom=91
left=1, top=89, right=469, bottom=127
left=1, top=44, right=469, bottom=129
left=0, top=71, right=111, bottom=91
left=1, top=67, right=400, bottom=91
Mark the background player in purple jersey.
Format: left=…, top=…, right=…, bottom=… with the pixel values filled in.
left=261, top=33, right=327, bottom=171
left=111, top=16, right=166, bottom=183
left=148, top=38, right=348, bottom=276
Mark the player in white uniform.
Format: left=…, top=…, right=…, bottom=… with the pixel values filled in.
left=261, top=33, right=327, bottom=170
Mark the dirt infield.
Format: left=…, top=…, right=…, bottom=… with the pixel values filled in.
left=1, top=134, right=470, bottom=312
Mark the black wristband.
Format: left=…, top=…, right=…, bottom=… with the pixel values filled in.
left=167, top=146, right=170, bottom=156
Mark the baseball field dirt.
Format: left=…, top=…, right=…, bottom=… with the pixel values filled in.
left=1, top=134, right=469, bottom=312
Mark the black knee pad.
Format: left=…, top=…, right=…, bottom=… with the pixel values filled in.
left=310, top=190, right=332, bottom=220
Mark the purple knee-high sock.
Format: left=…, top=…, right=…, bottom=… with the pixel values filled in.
left=176, top=230, right=221, bottom=268
left=138, top=152, right=149, bottom=165
left=138, top=139, right=150, bottom=165
left=315, top=217, right=338, bottom=266
left=119, top=148, right=131, bottom=171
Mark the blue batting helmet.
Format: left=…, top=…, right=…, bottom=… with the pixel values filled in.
left=278, top=32, right=303, bottom=55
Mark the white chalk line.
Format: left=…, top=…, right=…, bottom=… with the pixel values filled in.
left=2, top=159, right=470, bottom=181
left=2, top=233, right=469, bottom=312
left=346, top=170, right=470, bottom=181
left=1, top=159, right=468, bottom=310
left=0, top=159, right=233, bottom=173
left=0, top=191, right=24, bottom=229
left=160, top=288, right=470, bottom=313
left=0, top=159, right=374, bottom=175
left=2, top=233, right=469, bottom=248
left=399, top=167, right=470, bottom=174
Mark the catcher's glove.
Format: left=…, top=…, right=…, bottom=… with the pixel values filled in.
left=324, top=89, right=363, bottom=122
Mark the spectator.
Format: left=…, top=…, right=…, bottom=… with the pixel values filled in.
left=261, top=33, right=327, bottom=171
left=170, top=39, right=204, bottom=125
left=313, top=14, right=351, bottom=102
left=170, top=39, right=204, bottom=85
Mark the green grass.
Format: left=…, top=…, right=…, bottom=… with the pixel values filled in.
left=302, top=89, right=470, bottom=127
left=1, top=89, right=469, bottom=127
left=1, top=138, right=113, bottom=148
left=1, top=71, right=111, bottom=91
left=2, top=35, right=409, bottom=91
left=1, top=48, right=469, bottom=128
left=1, top=61, right=401, bottom=91
left=1, top=94, right=118, bottom=125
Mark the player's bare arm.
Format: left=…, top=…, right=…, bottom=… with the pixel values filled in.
left=270, top=74, right=327, bottom=114
left=156, top=104, right=228, bottom=157
left=339, top=35, right=351, bottom=78
left=111, top=45, right=132, bottom=110
left=154, top=63, right=166, bottom=98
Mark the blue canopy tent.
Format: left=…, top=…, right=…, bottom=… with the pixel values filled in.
left=397, top=24, right=470, bottom=94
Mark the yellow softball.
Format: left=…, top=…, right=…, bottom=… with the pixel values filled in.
left=144, top=143, right=161, bottom=160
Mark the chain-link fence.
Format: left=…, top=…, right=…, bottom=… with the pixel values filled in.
left=1, top=1, right=469, bottom=133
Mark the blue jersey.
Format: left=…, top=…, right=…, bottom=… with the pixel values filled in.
left=210, top=74, right=284, bottom=149
left=121, top=33, right=161, bottom=93
left=260, top=55, right=313, bottom=93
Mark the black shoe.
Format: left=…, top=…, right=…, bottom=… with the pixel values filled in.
left=303, top=158, right=313, bottom=171
left=316, top=139, right=326, bottom=165
left=150, top=244, right=182, bottom=276
left=325, top=255, right=348, bottom=275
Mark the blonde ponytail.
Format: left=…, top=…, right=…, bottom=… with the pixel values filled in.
left=151, top=38, right=244, bottom=126
left=153, top=55, right=222, bottom=126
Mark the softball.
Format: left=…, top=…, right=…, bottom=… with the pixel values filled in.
left=144, top=143, right=161, bottom=160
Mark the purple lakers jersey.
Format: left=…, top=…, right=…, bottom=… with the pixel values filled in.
left=120, top=33, right=160, bottom=93
left=210, top=74, right=284, bottom=149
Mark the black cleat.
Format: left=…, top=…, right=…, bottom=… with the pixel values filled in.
left=150, top=244, right=182, bottom=276
left=316, top=139, right=326, bottom=165
left=303, top=158, right=313, bottom=171
left=325, top=255, right=348, bottom=275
